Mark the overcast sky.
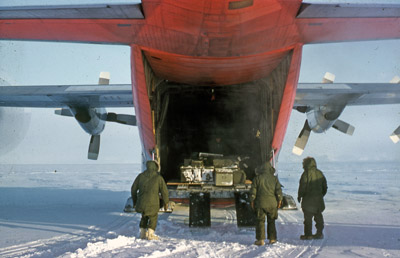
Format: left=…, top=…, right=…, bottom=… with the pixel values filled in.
left=0, top=0, right=399, bottom=164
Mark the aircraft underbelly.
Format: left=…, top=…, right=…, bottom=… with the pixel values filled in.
left=143, top=46, right=293, bottom=86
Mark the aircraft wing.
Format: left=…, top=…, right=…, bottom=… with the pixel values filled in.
left=0, top=84, right=133, bottom=108
left=0, top=3, right=143, bottom=19
left=2, top=2, right=399, bottom=47
left=296, top=3, right=400, bottom=44
left=294, top=83, right=400, bottom=107
left=2, top=82, right=399, bottom=109
left=0, top=3, right=144, bottom=44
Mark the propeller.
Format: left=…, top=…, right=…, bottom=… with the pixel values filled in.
left=292, top=72, right=355, bottom=156
left=87, top=72, right=135, bottom=160
left=54, top=72, right=137, bottom=160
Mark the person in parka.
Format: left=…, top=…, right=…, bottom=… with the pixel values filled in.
left=131, top=160, right=169, bottom=240
left=249, top=162, right=283, bottom=246
left=297, top=157, right=328, bottom=240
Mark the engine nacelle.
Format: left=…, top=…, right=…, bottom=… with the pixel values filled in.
left=306, top=105, right=346, bottom=133
left=69, top=107, right=107, bottom=136
left=55, top=105, right=136, bottom=160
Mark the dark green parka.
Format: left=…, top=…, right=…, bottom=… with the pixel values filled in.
left=298, top=157, right=328, bottom=213
left=131, top=161, right=169, bottom=215
left=249, top=162, right=283, bottom=216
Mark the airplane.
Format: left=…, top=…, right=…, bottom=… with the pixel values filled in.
left=1, top=0, right=400, bottom=227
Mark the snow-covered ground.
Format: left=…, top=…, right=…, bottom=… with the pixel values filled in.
left=0, top=162, right=399, bottom=257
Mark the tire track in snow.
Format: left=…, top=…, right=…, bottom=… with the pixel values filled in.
left=276, top=210, right=327, bottom=258
left=0, top=212, right=137, bottom=258
left=292, top=238, right=326, bottom=258
left=0, top=231, right=88, bottom=258
left=3, top=205, right=324, bottom=258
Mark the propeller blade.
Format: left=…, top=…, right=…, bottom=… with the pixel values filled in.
left=389, top=75, right=400, bottom=84
left=390, top=126, right=400, bottom=143
left=88, top=134, right=100, bottom=160
left=54, top=108, right=73, bottom=117
left=98, top=71, right=110, bottom=85
left=106, top=112, right=137, bottom=126
left=388, top=77, right=399, bottom=143
left=292, top=120, right=311, bottom=156
left=322, top=72, right=335, bottom=83
left=332, top=119, right=355, bottom=135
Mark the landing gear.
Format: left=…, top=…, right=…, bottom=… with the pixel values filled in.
left=189, top=192, right=211, bottom=227
left=188, top=191, right=257, bottom=228
left=282, top=193, right=297, bottom=210
left=173, top=189, right=296, bottom=228
left=234, top=192, right=257, bottom=227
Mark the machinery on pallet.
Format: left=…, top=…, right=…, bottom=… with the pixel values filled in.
left=180, top=153, right=246, bottom=186
left=167, top=153, right=297, bottom=227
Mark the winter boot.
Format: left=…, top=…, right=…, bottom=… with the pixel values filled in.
left=254, top=240, right=264, bottom=246
left=140, top=228, right=148, bottom=240
left=147, top=228, right=160, bottom=240
left=300, top=235, right=313, bottom=240
left=269, top=239, right=277, bottom=244
left=313, top=233, right=324, bottom=239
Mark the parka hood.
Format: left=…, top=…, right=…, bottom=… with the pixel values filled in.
left=303, top=157, right=317, bottom=170
left=257, top=162, right=275, bottom=175
left=146, top=160, right=159, bottom=173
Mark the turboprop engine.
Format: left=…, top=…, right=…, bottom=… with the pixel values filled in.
left=292, top=73, right=355, bottom=155
left=56, top=105, right=136, bottom=160
left=55, top=72, right=136, bottom=160
left=292, top=104, right=355, bottom=156
left=306, top=105, right=353, bottom=134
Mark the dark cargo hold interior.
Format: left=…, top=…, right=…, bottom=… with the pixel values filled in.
left=146, top=53, right=291, bottom=183
left=154, top=82, right=283, bottom=182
